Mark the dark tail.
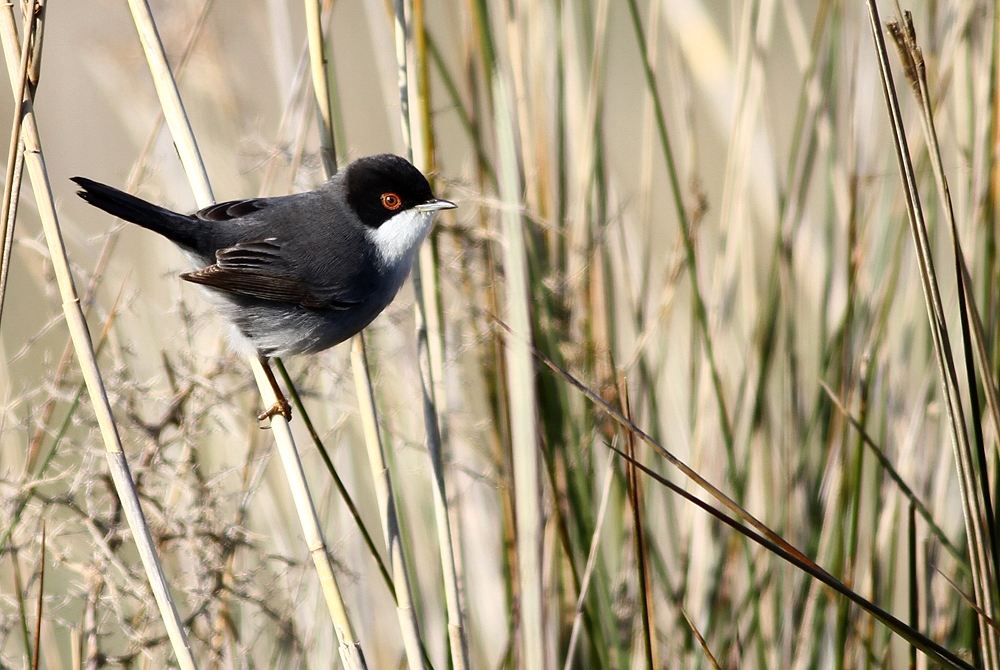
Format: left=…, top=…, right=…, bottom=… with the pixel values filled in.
left=71, top=177, right=200, bottom=250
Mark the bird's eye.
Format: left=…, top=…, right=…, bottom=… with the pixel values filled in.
left=381, top=193, right=402, bottom=210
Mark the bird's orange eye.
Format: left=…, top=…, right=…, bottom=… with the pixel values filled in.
left=381, top=193, right=402, bottom=210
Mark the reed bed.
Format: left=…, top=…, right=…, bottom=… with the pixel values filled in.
left=1, top=0, right=999, bottom=668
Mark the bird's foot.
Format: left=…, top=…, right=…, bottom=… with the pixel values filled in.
left=256, top=355, right=292, bottom=424
left=258, top=398, right=292, bottom=423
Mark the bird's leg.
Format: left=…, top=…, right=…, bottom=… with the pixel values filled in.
left=257, top=355, right=292, bottom=422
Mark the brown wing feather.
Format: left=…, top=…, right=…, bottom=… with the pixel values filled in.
left=181, top=265, right=359, bottom=310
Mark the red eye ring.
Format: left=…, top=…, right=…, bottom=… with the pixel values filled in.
left=381, top=192, right=402, bottom=211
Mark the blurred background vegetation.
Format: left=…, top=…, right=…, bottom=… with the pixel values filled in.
left=1, top=0, right=999, bottom=667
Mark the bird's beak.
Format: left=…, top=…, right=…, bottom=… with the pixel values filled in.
left=416, top=198, right=457, bottom=213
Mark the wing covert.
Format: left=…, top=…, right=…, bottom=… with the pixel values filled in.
left=181, top=237, right=363, bottom=310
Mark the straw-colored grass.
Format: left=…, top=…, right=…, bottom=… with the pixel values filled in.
left=2, top=0, right=999, bottom=668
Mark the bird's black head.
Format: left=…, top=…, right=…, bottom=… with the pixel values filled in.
left=343, top=154, right=438, bottom=229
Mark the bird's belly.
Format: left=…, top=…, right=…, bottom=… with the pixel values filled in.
left=211, top=291, right=395, bottom=358
left=223, top=300, right=388, bottom=356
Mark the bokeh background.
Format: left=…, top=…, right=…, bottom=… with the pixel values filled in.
left=1, top=0, right=997, bottom=668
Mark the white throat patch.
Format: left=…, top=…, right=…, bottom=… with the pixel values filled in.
left=366, top=208, right=435, bottom=268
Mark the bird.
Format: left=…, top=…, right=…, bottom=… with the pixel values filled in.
left=72, top=153, right=456, bottom=421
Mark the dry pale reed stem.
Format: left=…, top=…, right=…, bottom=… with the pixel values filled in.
left=123, top=0, right=366, bottom=665
left=494, top=71, right=547, bottom=669
left=306, top=0, right=427, bottom=662
left=0, top=5, right=197, bottom=669
left=250, top=360, right=365, bottom=666
left=305, top=0, right=426, bottom=664
left=0, top=0, right=34, bottom=326
left=350, top=335, right=425, bottom=669
left=305, top=0, right=335, bottom=174
left=393, top=0, right=469, bottom=667
left=123, top=0, right=213, bottom=205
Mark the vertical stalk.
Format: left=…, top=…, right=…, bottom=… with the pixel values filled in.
left=0, top=6, right=197, bottom=669
left=123, top=0, right=213, bottom=206
left=868, top=3, right=1000, bottom=665
left=123, top=0, right=366, bottom=665
left=307, top=0, right=434, bottom=665
left=494, top=72, right=546, bottom=669
left=304, top=0, right=336, bottom=175
left=392, top=1, right=470, bottom=667
left=0, top=0, right=36, bottom=326
left=349, top=337, right=426, bottom=669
